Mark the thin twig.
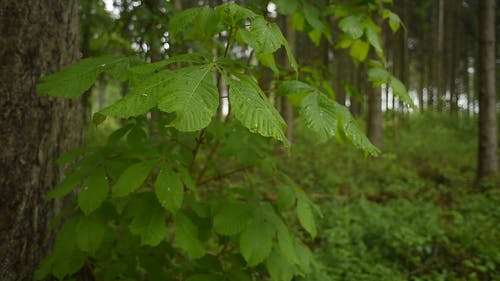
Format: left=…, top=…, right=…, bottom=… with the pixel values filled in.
left=198, top=165, right=253, bottom=185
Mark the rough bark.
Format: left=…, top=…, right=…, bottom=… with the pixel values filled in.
left=477, top=0, right=497, bottom=180
left=0, top=1, right=83, bottom=280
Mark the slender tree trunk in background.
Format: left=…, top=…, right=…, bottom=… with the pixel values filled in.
left=446, top=0, right=457, bottom=114
left=0, top=1, right=83, bottom=280
left=418, top=61, right=425, bottom=112
left=435, top=0, right=445, bottom=112
left=367, top=78, right=383, bottom=149
left=334, top=50, right=346, bottom=106
left=349, top=60, right=361, bottom=116
left=145, top=0, right=162, bottom=62
left=281, top=15, right=296, bottom=142
left=398, top=0, right=409, bottom=114
left=477, top=0, right=497, bottom=180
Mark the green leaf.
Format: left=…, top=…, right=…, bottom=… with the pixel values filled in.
left=335, top=105, right=380, bottom=155
left=350, top=40, right=370, bottom=61
left=387, top=11, right=401, bottom=32
left=390, top=76, right=415, bottom=108
left=101, top=70, right=173, bottom=118
left=338, top=16, right=364, bottom=39
left=266, top=250, right=295, bottom=281
left=257, top=53, right=279, bottom=76
left=129, top=193, right=168, bottom=246
left=169, top=7, right=207, bottom=37
left=240, top=217, right=274, bottom=266
left=296, top=194, right=316, bottom=238
left=276, top=223, right=299, bottom=264
left=112, top=160, right=156, bottom=198
left=46, top=171, right=84, bottom=200
left=216, top=3, right=257, bottom=24
left=276, top=185, right=296, bottom=211
left=213, top=201, right=251, bottom=235
left=274, top=0, right=299, bottom=14
left=76, top=213, right=106, bottom=255
left=155, top=165, right=184, bottom=214
left=174, top=213, right=205, bottom=259
left=37, top=57, right=127, bottom=98
left=283, top=40, right=299, bottom=72
left=158, top=65, right=219, bottom=131
left=368, top=67, right=391, bottom=86
left=227, top=77, right=289, bottom=146
left=302, top=1, right=326, bottom=32
left=78, top=167, right=109, bottom=215
left=365, top=24, right=383, bottom=53
left=300, top=92, right=339, bottom=142
left=241, top=17, right=284, bottom=54
left=49, top=217, right=87, bottom=279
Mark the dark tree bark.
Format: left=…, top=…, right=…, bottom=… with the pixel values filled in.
left=477, top=0, right=497, bottom=180
left=367, top=83, right=383, bottom=149
left=0, top=1, right=83, bottom=280
left=435, top=0, right=446, bottom=112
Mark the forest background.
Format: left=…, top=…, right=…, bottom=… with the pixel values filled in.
left=0, top=0, right=498, bottom=280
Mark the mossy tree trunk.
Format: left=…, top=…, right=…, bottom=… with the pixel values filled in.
left=0, top=1, right=83, bottom=280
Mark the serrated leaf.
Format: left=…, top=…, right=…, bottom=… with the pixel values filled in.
left=169, top=7, right=207, bottom=37
left=335, top=105, right=380, bottom=155
left=227, top=77, right=289, bottom=146
left=101, top=70, right=173, bottom=118
left=283, top=40, right=299, bottom=72
left=112, top=160, right=156, bottom=198
left=213, top=201, right=251, bottom=235
left=240, top=218, right=274, bottom=266
left=296, top=194, right=316, bottom=238
left=300, top=92, right=339, bottom=142
left=128, top=193, right=168, bottom=246
left=37, top=57, right=127, bottom=98
left=350, top=40, right=370, bottom=61
left=390, top=76, right=415, bottom=108
left=76, top=213, right=106, bottom=255
left=157, top=65, right=219, bottom=131
left=174, top=213, right=205, bottom=259
left=216, top=3, right=258, bottom=25
left=155, top=165, right=184, bottom=214
left=266, top=250, right=295, bottom=281
left=339, top=16, right=364, bottom=39
left=78, top=167, right=109, bottom=215
left=241, top=17, right=284, bottom=54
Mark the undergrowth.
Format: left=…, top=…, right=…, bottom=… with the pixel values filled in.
left=284, top=113, right=499, bottom=281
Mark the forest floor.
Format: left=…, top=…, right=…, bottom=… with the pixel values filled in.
left=284, top=113, right=499, bottom=281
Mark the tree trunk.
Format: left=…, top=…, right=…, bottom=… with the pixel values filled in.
left=477, top=0, right=497, bottom=180
left=0, top=1, right=83, bottom=280
left=435, top=0, right=446, bottom=112
left=367, top=83, right=383, bottom=149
